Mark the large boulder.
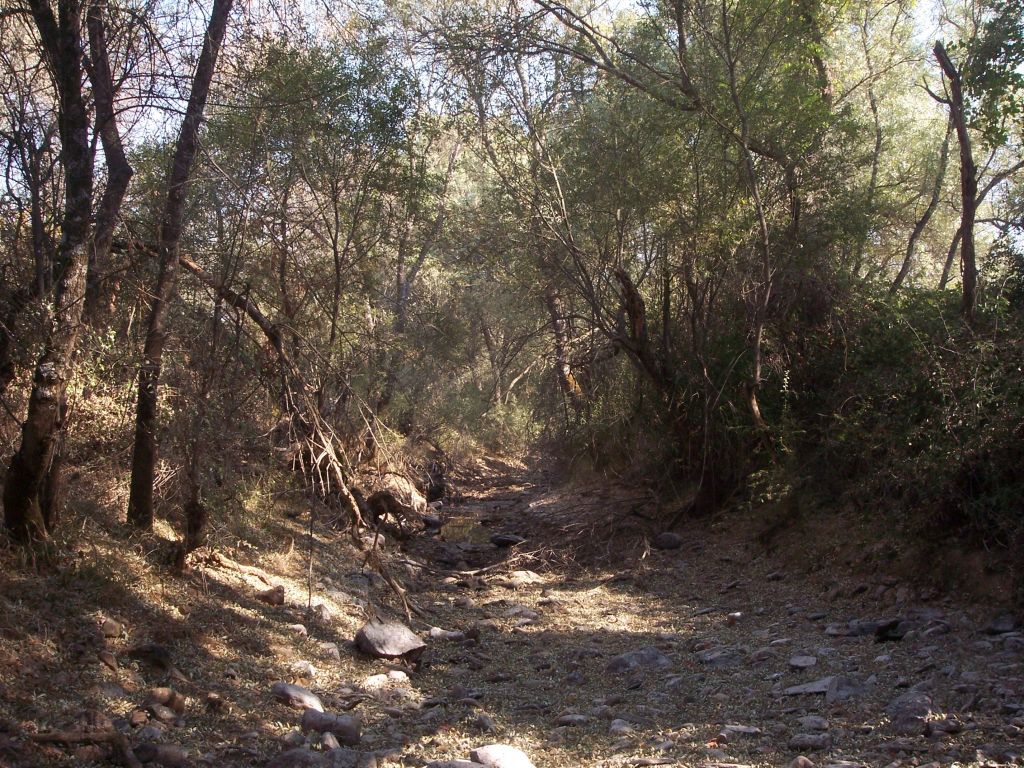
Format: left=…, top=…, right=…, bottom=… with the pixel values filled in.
left=355, top=619, right=426, bottom=665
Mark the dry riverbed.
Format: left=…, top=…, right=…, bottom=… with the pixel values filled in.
left=1, top=461, right=1021, bottom=767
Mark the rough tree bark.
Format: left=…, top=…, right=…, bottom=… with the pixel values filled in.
left=544, top=285, right=583, bottom=416
left=3, top=0, right=94, bottom=543
left=84, top=2, right=134, bottom=324
left=934, top=41, right=978, bottom=323
left=127, top=0, right=234, bottom=529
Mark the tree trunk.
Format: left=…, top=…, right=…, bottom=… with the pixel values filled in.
left=3, top=0, right=94, bottom=543
left=84, top=2, right=134, bottom=324
left=127, top=0, right=234, bottom=529
left=545, top=285, right=582, bottom=416
left=891, top=117, right=952, bottom=294
left=934, top=41, right=978, bottom=323
left=0, top=288, right=32, bottom=397
left=939, top=225, right=963, bottom=290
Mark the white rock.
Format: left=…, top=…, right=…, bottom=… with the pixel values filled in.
left=470, top=743, right=536, bottom=768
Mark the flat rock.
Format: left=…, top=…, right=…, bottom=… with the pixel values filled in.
left=789, top=655, right=817, bottom=669
left=470, top=744, right=536, bottom=768
left=825, top=675, right=864, bottom=704
left=784, top=677, right=834, bottom=696
left=271, top=683, right=324, bottom=712
left=651, top=532, right=683, bottom=550
left=426, top=763, right=486, bottom=768
left=554, top=713, right=589, bottom=726
left=985, top=614, right=1019, bottom=635
left=429, top=627, right=466, bottom=642
left=797, top=715, right=828, bottom=731
left=719, top=724, right=762, bottom=741
left=505, top=570, right=544, bottom=588
left=788, top=733, right=832, bottom=751
left=355, top=619, right=425, bottom=660
left=695, top=647, right=743, bottom=668
left=607, top=646, right=673, bottom=675
left=133, top=743, right=188, bottom=766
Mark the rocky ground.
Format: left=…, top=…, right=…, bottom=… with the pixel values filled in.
left=1, top=460, right=1022, bottom=768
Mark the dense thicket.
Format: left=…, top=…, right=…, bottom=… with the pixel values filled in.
left=1, top=0, right=1022, bottom=580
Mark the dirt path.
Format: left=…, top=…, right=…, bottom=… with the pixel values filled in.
left=385, top=463, right=1024, bottom=767
left=2, top=463, right=1022, bottom=767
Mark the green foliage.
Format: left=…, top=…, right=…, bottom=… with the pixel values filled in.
left=789, top=290, right=1024, bottom=547
left=959, top=0, right=1024, bottom=147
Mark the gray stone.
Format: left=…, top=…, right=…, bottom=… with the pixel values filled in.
left=886, top=690, right=933, bottom=735
left=719, top=724, right=762, bottom=741
left=797, top=716, right=828, bottom=731
left=320, top=642, right=342, bottom=661
left=784, top=677, right=834, bottom=696
left=554, top=713, right=589, bottom=726
left=788, top=733, right=832, bottom=751
left=321, top=733, right=340, bottom=750
left=469, top=744, right=536, bottom=768
left=429, top=627, right=466, bottom=642
left=609, top=719, right=633, bottom=736
left=606, top=647, right=673, bottom=675
left=651, top=532, right=683, bottom=550
left=985, top=614, right=1019, bottom=635
left=825, top=676, right=864, bottom=704
left=301, top=710, right=361, bottom=744
left=271, top=683, right=324, bottom=712
left=695, top=647, right=744, bottom=668
left=355, top=619, right=425, bottom=662
left=133, top=744, right=188, bottom=766
left=425, top=763, right=486, bottom=768
left=789, top=655, right=817, bottom=669
left=748, top=647, right=776, bottom=664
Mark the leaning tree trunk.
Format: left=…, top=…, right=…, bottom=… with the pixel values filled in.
left=3, top=0, right=94, bottom=543
left=127, top=0, right=234, bottom=529
left=83, top=2, right=134, bottom=324
left=891, top=117, right=952, bottom=295
left=934, top=41, right=978, bottom=324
